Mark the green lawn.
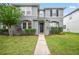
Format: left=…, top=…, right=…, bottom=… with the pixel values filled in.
left=0, top=35, right=37, bottom=55
left=46, top=33, right=79, bottom=55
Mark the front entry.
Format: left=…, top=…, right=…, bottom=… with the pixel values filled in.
left=39, top=23, right=44, bottom=33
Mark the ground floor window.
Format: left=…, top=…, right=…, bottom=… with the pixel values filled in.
left=28, top=21, right=32, bottom=29
left=50, top=21, right=59, bottom=27
left=63, top=25, right=66, bottom=29
left=23, top=22, right=26, bottom=29
left=23, top=20, right=32, bottom=29
left=0, top=23, right=8, bottom=29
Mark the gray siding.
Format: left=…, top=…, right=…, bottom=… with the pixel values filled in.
left=32, top=21, right=39, bottom=35
left=64, top=10, right=79, bottom=33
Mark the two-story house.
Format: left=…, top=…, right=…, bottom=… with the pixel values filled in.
left=0, top=3, right=64, bottom=35
left=64, top=8, right=79, bottom=33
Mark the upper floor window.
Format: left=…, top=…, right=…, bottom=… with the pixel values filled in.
left=52, top=9, right=56, bottom=17
left=45, top=10, right=50, bottom=17
left=22, top=11, right=25, bottom=16
left=39, top=10, right=44, bottom=17
left=32, top=7, right=38, bottom=16
left=56, top=9, right=59, bottom=16
left=50, top=10, right=52, bottom=16
left=69, top=16, right=72, bottom=20
left=63, top=25, right=66, bottom=29
left=58, top=10, right=63, bottom=16
left=27, top=11, right=30, bottom=14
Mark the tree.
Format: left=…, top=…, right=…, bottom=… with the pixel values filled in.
left=0, top=4, right=22, bottom=36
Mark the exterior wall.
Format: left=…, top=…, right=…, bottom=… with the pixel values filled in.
left=45, top=9, right=63, bottom=18
left=44, top=9, right=63, bottom=32
left=20, top=7, right=32, bottom=16
left=20, top=6, right=39, bottom=27
left=45, top=8, right=63, bottom=35
left=49, top=18, right=63, bottom=27
left=32, top=20, right=39, bottom=35
left=20, top=6, right=39, bottom=30
left=44, top=20, right=49, bottom=35
left=14, top=4, right=64, bottom=35
left=21, top=22, right=23, bottom=30
left=20, top=6, right=38, bottom=17
left=64, top=10, right=79, bottom=33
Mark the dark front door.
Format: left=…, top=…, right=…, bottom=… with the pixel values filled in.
left=40, top=23, right=44, bottom=33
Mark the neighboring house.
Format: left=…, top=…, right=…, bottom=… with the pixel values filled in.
left=64, top=8, right=79, bottom=33
left=0, top=3, right=64, bottom=35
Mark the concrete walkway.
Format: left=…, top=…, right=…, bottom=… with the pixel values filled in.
left=34, top=34, right=50, bottom=55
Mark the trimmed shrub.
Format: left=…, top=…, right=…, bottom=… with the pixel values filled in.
left=50, top=27, right=63, bottom=34
left=25, top=29, right=36, bottom=35
left=0, top=29, right=8, bottom=32
left=0, top=29, right=8, bottom=35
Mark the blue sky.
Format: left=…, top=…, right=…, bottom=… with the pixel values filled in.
left=40, top=3, right=79, bottom=15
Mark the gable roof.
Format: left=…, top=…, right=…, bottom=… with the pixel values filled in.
left=64, top=8, right=79, bottom=17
